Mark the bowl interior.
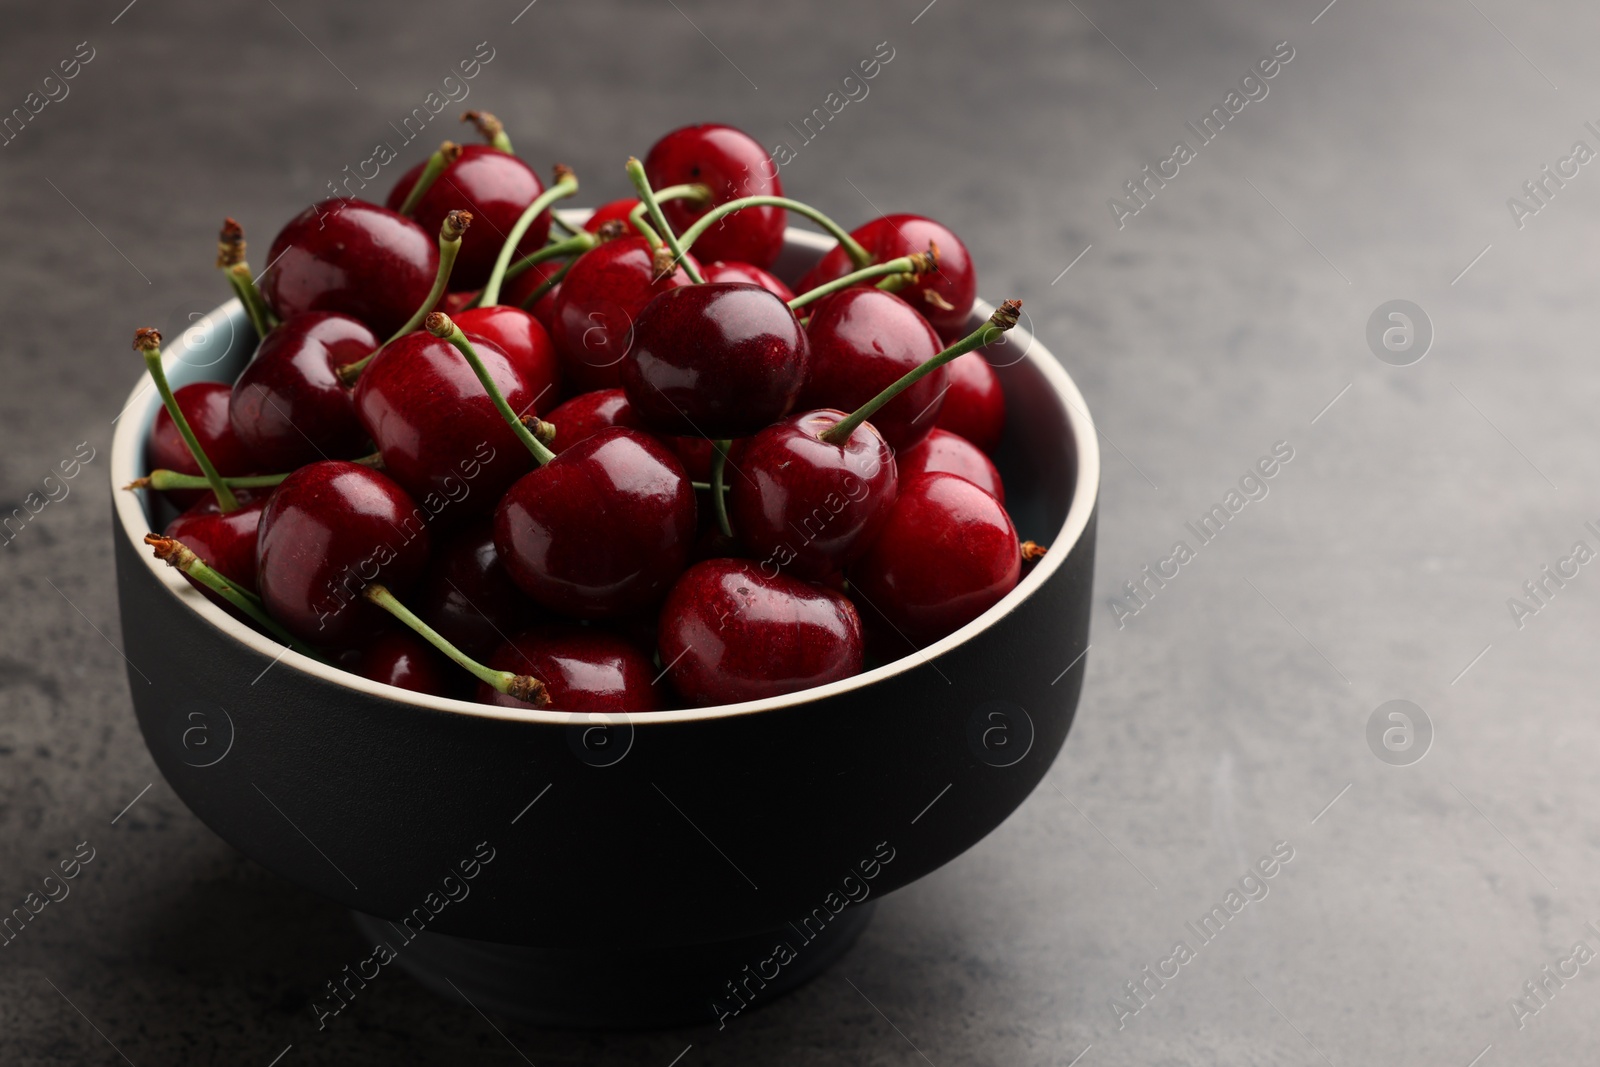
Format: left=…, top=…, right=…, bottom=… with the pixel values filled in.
left=111, top=216, right=1100, bottom=723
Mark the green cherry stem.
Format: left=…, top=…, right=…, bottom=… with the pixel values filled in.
left=710, top=440, right=733, bottom=538
left=397, top=141, right=463, bottom=218
left=517, top=257, right=574, bottom=311
left=479, top=164, right=580, bottom=308
left=503, top=230, right=596, bottom=282
left=626, top=183, right=709, bottom=244
left=144, top=534, right=326, bottom=660
left=338, top=210, right=473, bottom=384
left=134, top=328, right=238, bottom=512
left=676, top=195, right=872, bottom=268
left=549, top=211, right=583, bottom=238
left=461, top=109, right=514, bottom=154
left=786, top=246, right=939, bottom=311
left=819, top=300, right=1022, bottom=446
left=126, top=452, right=382, bottom=493
left=624, top=157, right=705, bottom=283
left=217, top=218, right=276, bottom=337
left=363, top=582, right=549, bottom=704
left=426, top=312, right=556, bottom=465
left=385, top=209, right=470, bottom=343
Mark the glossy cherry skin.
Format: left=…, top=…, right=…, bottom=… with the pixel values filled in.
left=261, top=199, right=438, bottom=339
left=493, top=427, right=696, bottom=620
left=728, top=410, right=897, bottom=580
left=800, top=288, right=945, bottom=452
left=255, top=461, right=433, bottom=646
left=228, top=312, right=378, bottom=471
left=584, top=198, right=639, bottom=233
left=503, top=259, right=565, bottom=336
left=702, top=260, right=795, bottom=302
left=645, top=124, right=785, bottom=268
left=353, top=332, right=538, bottom=514
left=657, top=558, right=864, bottom=706
left=936, top=351, right=1006, bottom=454
left=477, top=627, right=664, bottom=712
left=897, top=427, right=1004, bottom=504
left=355, top=630, right=450, bottom=697
left=797, top=214, right=976, bottom=336
left=849, top=472, right=1020, bottom=646
left=164, top=491, right=267, bottom=596
left=545, top=389, right=712, bottom=480
left=549, top=236, right=695, bottom=393
left=386, top=144, right=549, bottom=290
left=148, top=381, right=260, bottom=510
left=622, top=283, right=809, bottom=438
left=453, top=305, right=561, bottom=407
left=415, top=518, right=536, bottom=662
left=545, top=388, right=642, bottom=452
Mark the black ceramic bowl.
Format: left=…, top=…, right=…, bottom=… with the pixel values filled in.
left=111, top=220, right=1100, bottom=1029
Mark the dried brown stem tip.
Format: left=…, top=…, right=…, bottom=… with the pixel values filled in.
left=216, top=218, right=246, bottom=268
left=1020, top=541, right=1048, bottom=562
left=143, top=532, right=196, bottom=568
left=123, top=477, right=152, bottom=491
left=443, top=209, right=473, bottom=240
left=505, top=674, right=551, bottom=707
left=424, top=311, right=453, bottom=337
left=461, top=110, right=504, bottom=144
left=552, top=163, right=575, bottom=185
left=521, top=415, right=557, bottom=445
left=991, top=300, right=1023, bottom=332
left=439, top=140, right=464, bottom=165
left=133, top=327, right=162, bottom=353
left=906, top=241, right=942, bottom=276
left=652, top=245, right=681, bottom=280
left=596, top=219, right=627, bottom=242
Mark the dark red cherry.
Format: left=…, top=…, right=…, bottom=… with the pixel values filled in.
left=256, top=461, right=433, bottom=646
left=261, top=199, right=438, bottom=339
left=849, top=472, right=1020, bottom=645
left=148, top=381, right=259, bottom=509
left=622, top=283, right=809, bottom=438
left=355, top=629, right=450, bottom=696
left=645, top=124, right=785, bottom=268
left=386, top=144, right=549, bottom=291
left=503, top=259, right=566, bottom=336
left=935, top=351, right=1006, bottom=454
left=476, top=627, right=663, bottom=712
left=442, top=290, right=481, bottom=315
left=702, top=260, right=795, bottom=302
left=544, top=389, right=712, bottom=479
left=727, top=409, right=897, bottom=580
left=797, top=214, right=976, bottom=335
left=493, top=427, right=696, bottom=619
left=897, top=428, right=1004, bottom=504
left=549, top=236, right=695, bottom=393
left=353, top=332, right=538, bottom=513
left=657, top=558, right=864, bottom=705
left=584, top=198, right=640, bottom=233
left=228, top=312, right=378, bottom=471
left=800, top=288, right=945, bottom=452
left=164, top=491, right=267, bottom=596
left=544, top=389, right=642, bottom=452
left=415, top=518, right=536, bottom=662
left=453, top=305, right=561, bottom=409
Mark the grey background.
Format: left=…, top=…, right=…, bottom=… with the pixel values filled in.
left=1, top=0, right=1595, bottom=1063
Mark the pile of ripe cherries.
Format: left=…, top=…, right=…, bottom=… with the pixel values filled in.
left=134, top=114, right=1041, bottom=712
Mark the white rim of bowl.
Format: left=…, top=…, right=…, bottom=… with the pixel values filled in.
left=110, top=223, right=1101, bottom=725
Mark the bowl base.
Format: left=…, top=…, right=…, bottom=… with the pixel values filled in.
left=351, top=902, right=875, bottom=1030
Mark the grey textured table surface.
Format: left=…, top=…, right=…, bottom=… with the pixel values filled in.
left=3, top=0, right=1597, bottom=1063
